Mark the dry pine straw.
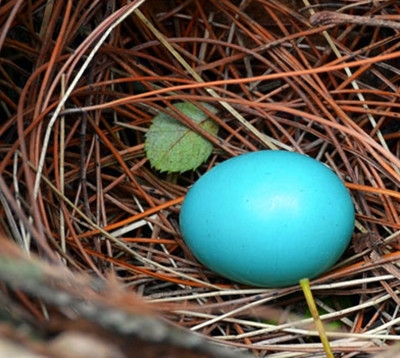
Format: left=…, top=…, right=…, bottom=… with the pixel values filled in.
left=0, top=0, right=400, bottom=356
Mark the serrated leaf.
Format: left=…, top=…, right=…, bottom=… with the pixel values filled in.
left=145, top=102, right=219, bottom=173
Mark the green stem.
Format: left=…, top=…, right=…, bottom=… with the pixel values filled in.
left=300, top=278, right=334, bottom=358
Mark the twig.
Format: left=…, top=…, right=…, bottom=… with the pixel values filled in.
left=0, top=245, right=251, bottom=358
left=310, top=11, right=400, bottom=29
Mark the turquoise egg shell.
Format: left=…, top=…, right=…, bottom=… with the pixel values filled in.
left=179, top=150, right=355, bottom=287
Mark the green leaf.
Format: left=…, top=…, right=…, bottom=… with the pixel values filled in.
left=145, top=102, right=219, bottom=173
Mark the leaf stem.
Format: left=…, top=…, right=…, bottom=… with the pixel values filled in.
left=300, top=278, right=334, bottom=358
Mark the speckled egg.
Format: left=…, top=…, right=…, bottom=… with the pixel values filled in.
left=179, top=150, right=355, bottom=287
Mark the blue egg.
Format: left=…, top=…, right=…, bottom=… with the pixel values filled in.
left=179, top=150, right=355, bottom=287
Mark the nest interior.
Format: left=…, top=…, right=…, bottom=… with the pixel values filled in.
left=1, top=0, right=400, bottom=357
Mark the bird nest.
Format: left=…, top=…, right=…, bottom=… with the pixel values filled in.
left=1, top=0, right=400, bottom=357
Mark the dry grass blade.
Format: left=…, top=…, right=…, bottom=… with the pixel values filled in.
left=0, top=0, right=400, bottom=357
left=134, top=8, right=278, bottom=150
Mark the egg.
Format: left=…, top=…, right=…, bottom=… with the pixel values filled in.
left=179, top=150, right=355, bottom=287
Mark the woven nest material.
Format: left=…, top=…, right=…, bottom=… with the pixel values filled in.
left=1, top=0, right=400, bottom=357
